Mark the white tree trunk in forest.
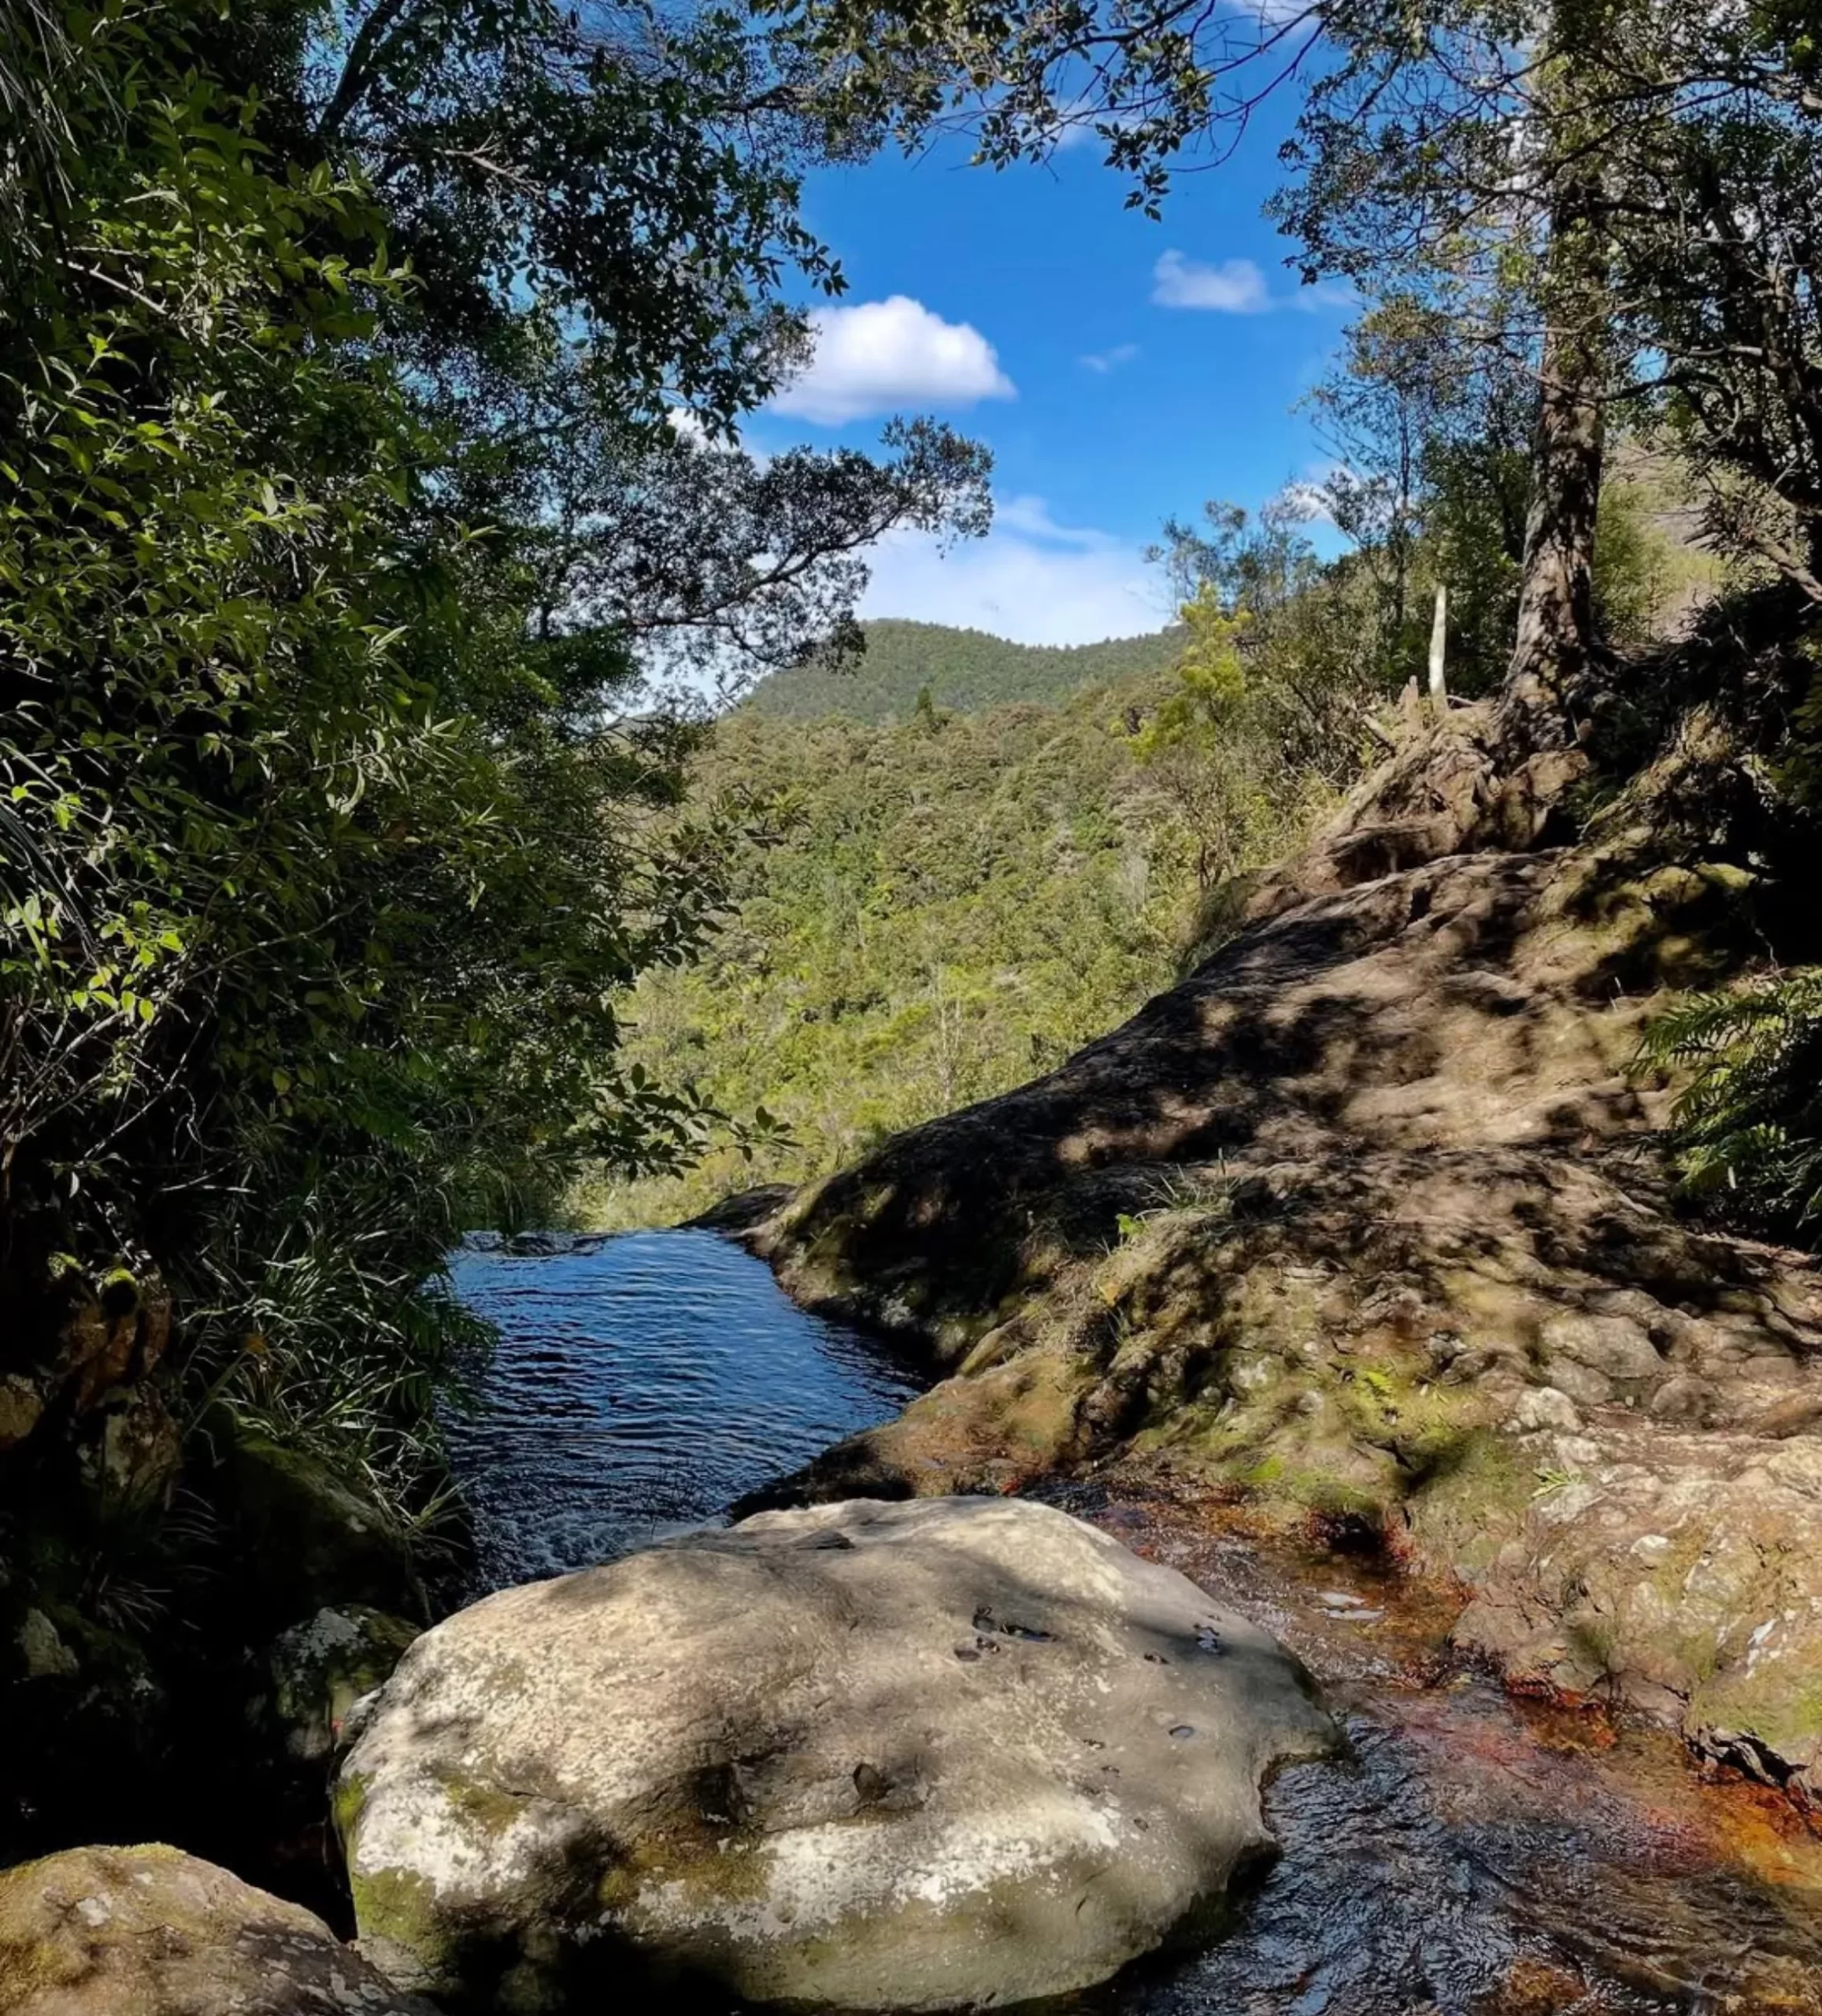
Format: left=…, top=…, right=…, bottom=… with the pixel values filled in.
left=1428, top=581, right=1448, bottom=711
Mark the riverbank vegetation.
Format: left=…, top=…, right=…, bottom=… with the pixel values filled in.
left=0, top=0, right=990, bottom=1863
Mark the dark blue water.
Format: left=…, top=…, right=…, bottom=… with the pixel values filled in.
left=445, top=1228, right=920, bottom=1589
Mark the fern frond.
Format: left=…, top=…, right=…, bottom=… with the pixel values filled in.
left=1643, top=968, right=1822, bottom=1242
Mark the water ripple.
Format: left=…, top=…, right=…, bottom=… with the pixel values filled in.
left=445, top=1228, right=920, bottom=1590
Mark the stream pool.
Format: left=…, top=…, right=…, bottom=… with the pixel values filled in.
left=446, top=1227, right=922, bottom=1588
left=448, top=1228, right=1822, bottom=2016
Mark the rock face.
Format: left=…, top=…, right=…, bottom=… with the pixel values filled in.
left=339, top=1496, right=1335, bottom=2011
left=0, top=1843, right=434, bottom=2014
left=214, top=1432, right=428, bottom=1631
left=260, top=1606, right=420, bottom=1763
left=742, top=699, right=1822, bottom=1801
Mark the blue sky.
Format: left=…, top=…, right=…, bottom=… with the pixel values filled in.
left=741, top=108, right=1354, bottom=645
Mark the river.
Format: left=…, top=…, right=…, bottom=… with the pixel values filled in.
left=449, top=1228, right=1822, bottom=2016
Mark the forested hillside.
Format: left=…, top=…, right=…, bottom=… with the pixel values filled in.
left=583, top=677, right=1214, bottom=1223
left=587, top=469, right=1692, bottom=1228
left=746, top=619, right=1184, bottom=721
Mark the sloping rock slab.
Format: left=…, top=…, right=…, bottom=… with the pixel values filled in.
left=339, top=1496, right=1335, bottom=2012
left=0, top=1843, right=434, bottom=2014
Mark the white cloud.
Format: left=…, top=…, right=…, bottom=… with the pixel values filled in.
left=665, top=406, right=712, bottom=449
left=994, top=495, right=1115, bottom=547
left=1079, top=343, right=1140, bottom=374
left=768, top=296, right=1016, bottom=425
left=859, top=495, right=1166, bottom=646
left=1276, top=480, right=1333, bottom=522
left=1152, top=250, right=1357, bottom=316
left=1152, top=251, right=1272, bottom=313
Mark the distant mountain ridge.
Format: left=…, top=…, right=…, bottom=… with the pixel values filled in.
left=746, top=618, right=1185, bottom=723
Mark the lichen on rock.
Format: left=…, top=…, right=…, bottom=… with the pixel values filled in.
left=259, top=1604, right=420, bottom=1762
left=0, top=1842, right=436, bottom=2014
left=339, top=1495, right=1335, bottom=2011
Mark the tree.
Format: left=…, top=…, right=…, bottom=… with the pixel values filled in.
left=0, top=0, right=989, bottom=1518
left=1608, top=7, right=1822, bottom=602
left=1278, top=0, right=1822, bottom=692
left=1149, top=499, right=1387, bottom=778
left=768, top=0, right=1725, bottom=735
left=505, top=405, right=990, bottom=691
left=1117, top=591, right=1264, bottom=890
left=1307, top=295, right=1535, bottom=694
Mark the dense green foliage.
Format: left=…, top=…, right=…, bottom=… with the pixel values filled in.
left=6, top=0, right=1822, bottom=1614
left=0, top=0, right=985, bottom=1532
left=582, top=667, right=1314, bottom=1225
left=1642, top=973, right=1822, bottom=1234
left=1641, top=628, right=1822, bottom=1242
left=746, top=618, right=1183, bottom=722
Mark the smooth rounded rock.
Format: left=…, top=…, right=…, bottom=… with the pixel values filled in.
left=339, top=1495, right=1335, bottom=2011
left=0, top=1843, right=435, bottom=2014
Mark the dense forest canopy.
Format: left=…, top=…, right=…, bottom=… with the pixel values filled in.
left=588, top=669, right=1238, bottom=1225
left=746, top=619, right=1186, bottom=721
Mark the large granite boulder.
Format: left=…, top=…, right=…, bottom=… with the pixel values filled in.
left=339, top=1495, right=1335, bottom=2011
left=0, top=1843, right=434, bottom=2014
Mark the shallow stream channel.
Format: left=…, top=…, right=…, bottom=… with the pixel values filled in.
left=449, top=1229, right=1822, bottom=2016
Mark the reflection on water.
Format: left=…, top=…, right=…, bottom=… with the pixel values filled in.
left=450, top=1233, right=1822, bottom=2016
left=1061, top=1703, right=1822, bottom=2016
left=446, top=1228, right=920, bottom=1588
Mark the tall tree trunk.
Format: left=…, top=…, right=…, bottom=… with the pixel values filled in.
left=1428, top=580, right=1449, bottom=712
left=1499, top=0, right=1616, bottom=754
left=1501, top=212, right=1606, bottom=748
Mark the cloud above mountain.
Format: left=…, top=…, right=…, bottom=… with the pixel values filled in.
left=769, top=297, right=1017, bottom=424
left=861, top=492, right=1164, bottom=646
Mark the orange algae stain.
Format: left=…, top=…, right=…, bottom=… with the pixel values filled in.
left=1068, top=1466, right=1822, bottom=1937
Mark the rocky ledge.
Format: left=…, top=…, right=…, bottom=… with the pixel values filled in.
left=336, top=1495, right=1335, bottom=2011
left=739, top=696, right=1822, bottom=1803
left=0, top=1843, right=435, bottom=2014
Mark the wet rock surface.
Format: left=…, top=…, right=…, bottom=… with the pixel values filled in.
left=338, top=1495, right=1335, bottom=2011
left=1032, top=1479, right=1822, bottom=2015
left=0, top=1843, right=435, bottom=2014
left=743, top=702, right=1822, bottom=1799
